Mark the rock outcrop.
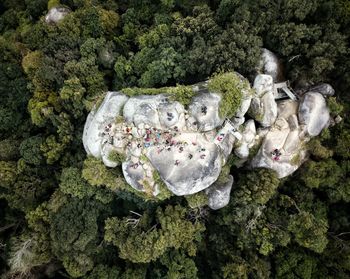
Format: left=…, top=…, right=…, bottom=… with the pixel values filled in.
left=298, top=92, right=330, bottom=136
left=258, top=48, right=284, bottom=82
left=83, top=81, right=240, bottom=199
left=250, top=74, right=278, bottom=127
left=82, top=55, right=334, bottom=208
left=206, top=175, right=234, bottom=210
left=45, top=7, right=71, bottom=24
left=189, top=92, right=224, bottom=131
left=83, top=92, right=129, bottom=158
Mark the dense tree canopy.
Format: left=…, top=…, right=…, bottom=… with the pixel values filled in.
left=0, top=0, right=349, bottom=278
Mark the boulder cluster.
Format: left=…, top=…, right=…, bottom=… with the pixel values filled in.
left=83, top=49, right=336, bottom=209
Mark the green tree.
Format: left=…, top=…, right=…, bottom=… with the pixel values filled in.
left=105, top=205, right=205, bottom=263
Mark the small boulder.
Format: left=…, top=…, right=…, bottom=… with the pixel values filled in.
left=298, top=92, right=330, bottom=136
left=45, top=7, right=70, bottom=24
left=258, top=48, right=284, bottom=82
left=309, top=83, right=335, bottom=97
left=234, top=120, right=256, bottom=159
left=206, top=175, right=234, bottom=210
left=122, top=161, right=147, bottom=192
left=277, top=99, right=299, bottom=119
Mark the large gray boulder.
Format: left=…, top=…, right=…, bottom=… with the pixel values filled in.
left=158, top=101, right=186, bottom=129
left=298, top=92, right=330, bottom=136
left=251, top=126, right=305, bottom=178
left=258, top=48, right=284, bottom=82
left=189, top=92, right=224, bottom=131
left=83, top=92, right=129, bottom=158
left=123, top=95, right=168, bottom=128
left=45, top=7, right=70, bottom=24
left=206, top=175, right=234, bottom=210
left=250, top=74, right=278, bottom=127
left=146, top=132, right=222, bottom=195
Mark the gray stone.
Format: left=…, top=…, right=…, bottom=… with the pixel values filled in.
left=146, top=132, right=222, bottom=195
left=250, top=74, right=278, bottom=127
left=258, top=48, right=284, bottom=82
left=83, top=92, right=129, bottom=158
left=122, top=161, right=146, bottom=192
left=253, top=74, right=274, bottom=97
left=101, top=143, right=119, bottom=168
left=277, top=99, right=299, bottom=120
left=309, top=83, right=335, bottom=97
left=298, top=92, right=330, bottom=136
left=234, top=120, right=256, bottom=159
left=189, top=92, right=224, bottom=131
left=123, top=95, right=168, bottom=128
left=158, top=101, right=185, bottom=129
left=206, top=175, right=234, bottom=210
left=220, top=134, right=235, bottom=164
left=45, top=7, right=70, bottom=24
left=251, top=114, right=306, bottom=178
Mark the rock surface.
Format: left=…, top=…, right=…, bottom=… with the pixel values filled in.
left=258, top=48, right=284, bottom=82
left=45, top=7, right=70, bottom=24
left=83, top=92, right=129, bottom=158
left=146, top=132, right=222, bottom=195
left=123, top=95, right=167, bottom=128
left=206, top=175, right=234, bottom=210
left=250, top=74, right=278, bottom=127
left=298, top=92, right=330, bottom=136
left=234, top=120, right=256, bottom=159
left=251, top=99, right=308, bottom=178
left=189, top=92, right=224, bottom=131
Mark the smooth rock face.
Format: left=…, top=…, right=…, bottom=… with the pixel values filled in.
left=206, top=175, right=234, bottom=210
left=158, top=102, right=186, bottom=129
left=259, top=48, right=284, bottom=82
left=277, top=99, right=299, bottom=120
left=122, top=161, right=147, bottom=192
left=234, top=120, right=256, bottom=159
left=309, top=83, right=335, bottom=97
left=189, top=92, right=224, bottom=131
left=299, top=92, right=330, bottom=136
left=251, top=121, right=305, bottom=178
left=45, top=7, right=70, bottom=24
left=251, top=97, right=309, bottom=178
left=83, top=92, right=129, bottom=158
left=250, top=74, right=278, bottom=127
left=234, top=75, right=253, bottom=119
left=123, top=95, right=168, bottom=128
left=146, top=132, right=222, bottom=196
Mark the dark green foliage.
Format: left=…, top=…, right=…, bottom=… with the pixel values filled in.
left=50, top=196, right=113, bottom=277
left=19, top=136, right=44, bottom=165
left=60, top=167, right=114, bottom=203
left=0, top=0, right=350, bottom=277
left=104, top=205, right=205, bottom=263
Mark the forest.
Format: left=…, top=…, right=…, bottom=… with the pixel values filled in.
left=0, top=0, right=350, bottom=278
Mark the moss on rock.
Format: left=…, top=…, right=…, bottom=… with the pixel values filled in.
left=208, top=72, right=250, bottom=118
